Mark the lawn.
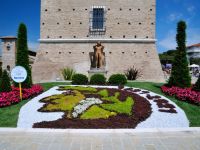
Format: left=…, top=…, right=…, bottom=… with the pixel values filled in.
left=126, top=82, right=200, bottom=127
left=0, top=100, right=29, bottom=127
left=0, top=81, right=199, bottom=127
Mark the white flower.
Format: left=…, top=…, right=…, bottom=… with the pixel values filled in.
left=72, top=98, right=103, bottom=118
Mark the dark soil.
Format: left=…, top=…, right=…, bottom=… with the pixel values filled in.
left=33, top=88, right=152, bottom=129
left=154, top=99, right=177, bottom=113
left=126, top=89, right=177, bottom=114
left=146, top=94, right=161, bottom=100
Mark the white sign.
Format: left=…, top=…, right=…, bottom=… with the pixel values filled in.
left=11, top=66, right=27, bottom=83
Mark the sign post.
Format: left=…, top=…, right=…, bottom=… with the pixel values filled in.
left=11, top=66, right=27, bottom=101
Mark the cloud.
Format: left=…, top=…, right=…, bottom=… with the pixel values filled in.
left=158, top=28, right=200, bottom=51
left=28, top=42, right=39, bottom=52
left=187, top=6, right=195, bottom=13
left=168, top=13, right=183, bottom=22
left=186, top=5, right=196, bottom=20
left=158, top=30, right=177, bottom=50
left=186, top=28, right=200, bottom=46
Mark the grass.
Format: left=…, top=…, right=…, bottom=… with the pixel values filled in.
left=0, top=100, right=29, bottom=127
left=59, top=86, right=97, bottom=92
left=39, top=82, right=71, bottom=91
left=126, top=82, right=200, bottom=127
left=80, top=105, right=116, bottom=119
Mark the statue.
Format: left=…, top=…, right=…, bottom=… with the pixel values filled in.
left=93, top=41, right=105, bottom=69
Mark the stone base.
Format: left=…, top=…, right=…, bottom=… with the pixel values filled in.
left=88, top=69, right=108, bottom=78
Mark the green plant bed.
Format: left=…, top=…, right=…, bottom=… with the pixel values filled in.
left=59, top=86, right=97, bottom=92
left=39, top=87, right=134, bottom=118
left=126, top=82, right=200, bottom=127
left=39, top=82, right=70, bottom=91
left=101, top=96, right=134, bottom=115
left=80, top=105, right=116, bottom=119
left=39, top=90, right=85, bottom=112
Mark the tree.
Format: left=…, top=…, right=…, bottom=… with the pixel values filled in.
left=0, top=66, right=2, bottom=78
left=168, top=21, right=191, bottom=88
left=15, top=23, right=32, bottom=88
left=159, top=50, right=176, bottom=65
left=190, top=58, right=200, bottom=66
left=193, top=76, right=200, bottom=91
left=0, top=70, right=12, bottom=92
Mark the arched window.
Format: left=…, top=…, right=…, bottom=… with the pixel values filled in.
left=7, top=45, right=11, bottom=51
left=7, top=65, right=10, bottom=71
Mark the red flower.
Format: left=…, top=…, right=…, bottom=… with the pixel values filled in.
left=0, top=85, right=43, bottom=108
left=161, top=86, right=200, bottom=105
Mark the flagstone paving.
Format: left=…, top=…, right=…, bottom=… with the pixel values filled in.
left=0, top=128, right=199, bottom=150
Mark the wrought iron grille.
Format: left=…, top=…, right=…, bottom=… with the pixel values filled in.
left=89, top=6, right=106, bottom=35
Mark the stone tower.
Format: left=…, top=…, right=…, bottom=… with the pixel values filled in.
left=32, top=0, right=164, bottom=82
left=0, top=36, right=17, bottom=72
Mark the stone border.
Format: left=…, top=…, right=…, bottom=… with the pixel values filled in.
left=0, top=127, right=200, bottom=133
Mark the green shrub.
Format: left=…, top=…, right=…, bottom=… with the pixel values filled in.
left=108, top=74, right=127, bottom=85
left=125, top=66, right=142, bottom=80
left=72, top=74, right=88, bottom=85
left=0, top=70, right=12, bottom=92
left=0, top=66, right=2, bottom=78
left=62, top=67, right=76, bottom=80
left=90, top=74, right=106, bottom=85
left=193, top=76, right=200, bottom=91
left=168, top=21, right=191, bottom=88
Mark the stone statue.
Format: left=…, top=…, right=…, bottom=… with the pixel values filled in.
left=93, top=41, right=105, bottom=69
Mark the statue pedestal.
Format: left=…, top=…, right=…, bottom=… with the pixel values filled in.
left=88, top=68, right=108, bottom=78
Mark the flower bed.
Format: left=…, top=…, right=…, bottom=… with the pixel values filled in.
left=0, top=85, right=43, bottom=108
left=161, top=86, right=200, bottom=105
left=33, top=86, right=152, bottom=128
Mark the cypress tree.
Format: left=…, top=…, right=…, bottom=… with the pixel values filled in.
left=193, top=76, right=200, bottom=91
left=0, top=70, right=12, bottom=92
left=15, top=23, right=32, bottom=88
left=168, top=21, right=191, bottom=88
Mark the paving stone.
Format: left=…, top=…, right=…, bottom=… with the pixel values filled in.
left=91, top=136, right=103, bottom=150
left=111, top=137, right=124, bottom=150
left=70, top=138, right=81, bottom=150
left=80, top=137, right=91, bottom=150
left=102, top=138, right=112, bottom=150
left=0, top=130, right=200, bottom=150
left=144, top=144, right=156, bottom=150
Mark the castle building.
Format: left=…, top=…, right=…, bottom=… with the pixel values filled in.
left=187, top=43, right=200, bottom=60
left=0, top=36, right=17, bottom=72
left=0, top=36, right=36, bottom=72
left=32, top=0, right=164, bottom=82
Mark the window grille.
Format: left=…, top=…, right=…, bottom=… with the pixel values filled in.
left=89, top=6, right=106, bottom=35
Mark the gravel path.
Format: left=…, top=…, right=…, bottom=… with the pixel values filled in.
left=17, top=85, right=189, bottom=128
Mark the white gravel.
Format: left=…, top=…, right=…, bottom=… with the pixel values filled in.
left=123, top=87, right=189, bottom=128
left=17, top=85, right=189, bottom=128
left=17, top=87, right=64, bottom=128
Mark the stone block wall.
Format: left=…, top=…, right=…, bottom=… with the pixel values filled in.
left=32, top=0, right=164, bottom=83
